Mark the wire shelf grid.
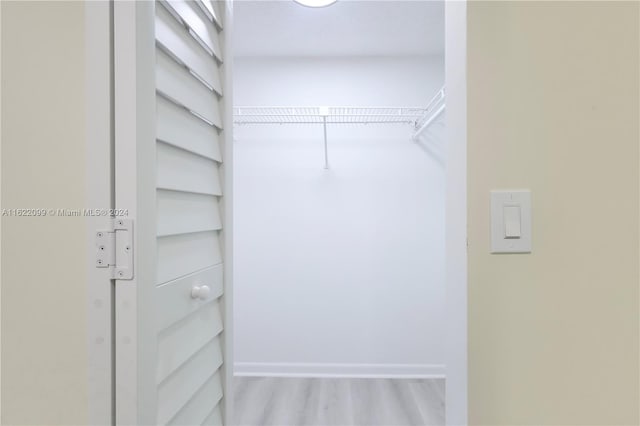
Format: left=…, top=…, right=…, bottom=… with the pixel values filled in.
left=233, top=106, right=429, bottom=125
left=232, top=87, right=446, bottom=168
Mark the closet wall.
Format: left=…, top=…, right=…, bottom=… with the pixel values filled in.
left=233, top=56, right=446, bottom=376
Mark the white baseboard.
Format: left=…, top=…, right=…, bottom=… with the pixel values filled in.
left=234, top=362, right=446, bottom=379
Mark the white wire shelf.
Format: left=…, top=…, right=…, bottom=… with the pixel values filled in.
left=233, top=106, right=429, bottom=125
left=232, top=87, right=445, bottom=169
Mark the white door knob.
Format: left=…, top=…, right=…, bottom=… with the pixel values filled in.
left=191, top=285, right=210, bottom=300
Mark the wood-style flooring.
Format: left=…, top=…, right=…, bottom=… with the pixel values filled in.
left=233, top=377, right=445, bottom=426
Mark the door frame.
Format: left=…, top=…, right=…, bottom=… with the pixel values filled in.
left=86, top=0, right=466, bottom=424
left=444, top=1, right=468, bottom=424
left=86, top=2, right=158, bottom=424
left=85, top=2, right=115, bottom=424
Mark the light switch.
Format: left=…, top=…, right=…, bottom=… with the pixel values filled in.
left=491, top=190, right=531, bottom=253
left=503, top=205, right=521, bottom=238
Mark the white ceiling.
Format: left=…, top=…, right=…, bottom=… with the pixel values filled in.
left=233, top=0, right=445, bottom=57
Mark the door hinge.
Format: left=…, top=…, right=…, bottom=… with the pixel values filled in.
left=95, top=217, right=134, bottom=280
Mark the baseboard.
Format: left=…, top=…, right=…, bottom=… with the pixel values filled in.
left=234, top=362, right=446, bottom=379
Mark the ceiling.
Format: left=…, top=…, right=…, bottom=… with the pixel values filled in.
left=233, top=0, right=445, bottom=57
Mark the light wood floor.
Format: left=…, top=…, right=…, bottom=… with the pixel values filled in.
left=233, top=377, right=445, bottom=426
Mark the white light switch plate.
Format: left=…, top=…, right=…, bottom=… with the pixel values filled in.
left=491, top=190, right=532, bottom=253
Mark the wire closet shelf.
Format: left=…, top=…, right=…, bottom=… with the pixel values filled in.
left=232, top=86, right=445, bottom=169
left=233, top=106, right=429, bottom=125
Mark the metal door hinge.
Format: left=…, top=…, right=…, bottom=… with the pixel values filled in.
left=95, top=218, right=134, bottom=280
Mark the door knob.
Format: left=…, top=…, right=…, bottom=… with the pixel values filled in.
left=191, top=285, right=210, bottom=300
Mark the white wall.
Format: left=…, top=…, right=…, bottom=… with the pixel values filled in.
left=467, top=2, right=639, bottom=423
left=1, top=2, right=88, bottom=424
left=233, top=56, right=446, bottom=376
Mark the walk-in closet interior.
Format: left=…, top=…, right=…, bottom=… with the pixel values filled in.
left=232, top=1, right=447, bottom=424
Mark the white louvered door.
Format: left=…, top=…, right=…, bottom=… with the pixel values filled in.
left=113, top=1, right=233, bottom=424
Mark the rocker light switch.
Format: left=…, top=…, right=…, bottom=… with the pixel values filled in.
left=503, top=206, right=521, bottom=238
left=491, top=191, right=531, bottom=253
